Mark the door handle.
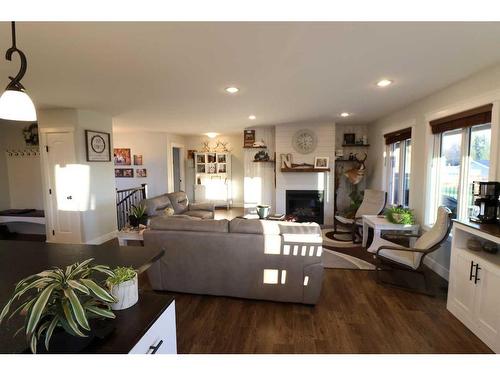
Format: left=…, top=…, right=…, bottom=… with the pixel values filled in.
left=148, top=339, right=163, bottom=354
left=66, top=195, right=73, bottom=200
left=469, top=261, right=474, bottom=281
left=474, top=264, right=481, bottom=284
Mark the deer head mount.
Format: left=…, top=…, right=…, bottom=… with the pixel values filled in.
left=343, top=152, right=367, bottom=185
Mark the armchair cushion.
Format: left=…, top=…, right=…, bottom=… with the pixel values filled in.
left=167, top=192, right=190, bottom=214
left=414, top=206, right=451, bottom=250
left=370, top=237, right=421, bottom=269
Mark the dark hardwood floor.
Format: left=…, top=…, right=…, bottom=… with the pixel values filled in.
left=151, top=268, right=492, bottom=354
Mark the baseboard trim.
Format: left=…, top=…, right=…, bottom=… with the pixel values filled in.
left=86, top=230, right=118, bottom=245
left=423, top=256, right=449, bottom=281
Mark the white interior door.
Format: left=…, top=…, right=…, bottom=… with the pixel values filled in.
left=44, top=132, right=82, bottom=244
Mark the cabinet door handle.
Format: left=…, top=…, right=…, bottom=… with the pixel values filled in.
left=469, top=261, right=475, bottom=281
left=474, top=264, right=481, bottom=284
left=149, top=339, right=163, bottom=354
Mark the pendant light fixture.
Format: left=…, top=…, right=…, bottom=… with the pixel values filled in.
left=0, top=22, right=37, bottom=121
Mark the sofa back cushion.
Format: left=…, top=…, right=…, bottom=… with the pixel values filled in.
left=150, top=216, right=229, bottom=233
left=141, top=194, right=173, bottom=217
left=229, top=218, right=321, bottom=236
left=167, top=192, right=189, bottom=214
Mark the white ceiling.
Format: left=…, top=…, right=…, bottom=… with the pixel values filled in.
left=1, top=22, right=500, bottom=134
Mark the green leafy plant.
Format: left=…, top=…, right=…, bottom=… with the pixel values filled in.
left=106, top=267, right=137, bottom=287
left=343, top=189, right=364, bottom=219
left=130, top=204, right=147, bottom=219
left=0, top=258, right=117, bottom=353
left=385, top=206, right=415, bottom=225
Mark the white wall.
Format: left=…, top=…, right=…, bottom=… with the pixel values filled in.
left=366, top=63, right=500, bottom=279
left=275, top=121, right=335, bottom=225
left=184, top=133, right=244, bottom=206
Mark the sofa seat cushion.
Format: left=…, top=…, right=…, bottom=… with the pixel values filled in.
left=150, top=216, right=229, bottom=232
left=185, top=210, right=214, bottom=219
left=229, top=218, right=321, bottom=236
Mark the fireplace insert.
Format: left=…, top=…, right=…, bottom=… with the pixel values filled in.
left=286, top=190, right=324, bottom=224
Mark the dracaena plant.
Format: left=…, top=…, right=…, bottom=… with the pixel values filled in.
left=130, top=204, right=147, bottom=219
left=0, top=258, right=117, bottom=353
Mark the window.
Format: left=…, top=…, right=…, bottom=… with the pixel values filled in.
left=429, top=104, right=492, bottom=223
left=384, top=127, right=412, bottom=207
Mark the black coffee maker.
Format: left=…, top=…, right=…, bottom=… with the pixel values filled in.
left=469, top=181, right=500, bottom=224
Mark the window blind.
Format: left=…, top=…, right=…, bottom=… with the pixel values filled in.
left=429, top=104, right=492, bottom=134
left=383, top=127, right=412, bottom=145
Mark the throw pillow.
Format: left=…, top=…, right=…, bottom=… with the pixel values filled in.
left=164, top=207, right=175, bottom=216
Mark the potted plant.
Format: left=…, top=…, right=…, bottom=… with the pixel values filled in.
left=385, top=206, right=415, bottom=225
left=129, top=204, right=147, bottom=227
left=106, top=267, right=138, bottom=311
left=0, top=258, right=117, bottom=353
left=256, top=204, right=271, bottom=219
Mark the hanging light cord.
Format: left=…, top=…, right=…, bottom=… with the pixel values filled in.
left=5, top=21, right=27, bottom=91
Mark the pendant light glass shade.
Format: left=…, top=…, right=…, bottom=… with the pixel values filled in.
left=0, top=89, right=37, bottom=121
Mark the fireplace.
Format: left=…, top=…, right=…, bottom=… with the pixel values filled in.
left=286, top=190, right=324, bottom=224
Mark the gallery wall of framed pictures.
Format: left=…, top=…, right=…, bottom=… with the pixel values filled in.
left=113, top=148, right=147, bottom=178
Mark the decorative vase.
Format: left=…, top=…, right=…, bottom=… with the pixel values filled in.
left=256, top=205, right=270, bottom=219
left=109, top=274, right=139, bottom=311
left=129, top=215, right=139, bottom=228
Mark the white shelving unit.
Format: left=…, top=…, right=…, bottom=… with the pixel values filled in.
left=194, top=152, right=232, bottom=208
left=447, top=221, right=500, bottom=353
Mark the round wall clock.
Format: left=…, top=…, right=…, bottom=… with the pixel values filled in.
left=292, top=129, right=317, bottom=154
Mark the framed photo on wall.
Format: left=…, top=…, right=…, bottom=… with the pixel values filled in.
left=136, top=168, right=147, bottom=177
left=85, top=130, right=111, bottom=162
left=114, top=148, right=131, bottom=165
left=244, top=130, right=255, bottom=147
left=343, top=133, right=356, bottom=145
left=114, top=168, right=134, bottom=178
left=133, top=154, right=143, bottom=165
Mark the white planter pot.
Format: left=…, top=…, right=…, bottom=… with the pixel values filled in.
left=109, top=274, right=139, bottom=311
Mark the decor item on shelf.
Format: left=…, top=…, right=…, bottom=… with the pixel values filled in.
left=22, top=123, right=38, bottom=146
left=136, top=168, right=147, bottom=177
left=115, top=168, right=134, bottom=178
left=254, top=150, right=270, bottom=161
left=314, top=157, right=329, bottom=169
left=280, top=153, right=293, bottom=169
left=129, top=204, right=147, bottom=227
left=385, top=206, right=415, bottom=225
left=106, top=267, right=139, bottom=311
left=335, top=150, right=344, bottom=159
left=362, top=135, right=368, bottom=145
left=291, top=162, right=314, bottom=169
left=253, top=139, right=266, bottom=148
left=256, top=204, right=271, bottom=219
left=0, top=22, right=37, bottom=121
left=85, top=130, right=111, bottom=162
left=244, top=129, right=256, bottom=147
left=133, top=154, right=143, bottom=165
left=0, top=258, right=116, bottom=353
left=343, top=133, right=356, bottom=145
left=113, top=148, right=131, bottom=165
left=292, top=129, right=317, bottom=154
left=343, top=152, right=367, bottom=184
left=466, top=238, right=483, bottom=252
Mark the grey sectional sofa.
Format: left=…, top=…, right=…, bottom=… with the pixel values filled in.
left=144, top=217, right=324, bottom=305
left=141, top=191, right=215, bottom=219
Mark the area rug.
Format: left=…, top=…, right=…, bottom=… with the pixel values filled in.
left=321, top=228, right=376, bottom=270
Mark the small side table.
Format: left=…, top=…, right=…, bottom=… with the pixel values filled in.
left=362, top=215, right=419, bottom=252
left=118, top=226, right=146, bottom=246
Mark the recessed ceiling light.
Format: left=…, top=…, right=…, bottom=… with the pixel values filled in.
left=248, top=115, right=256, bottom=120
left=225, top=87, right=239, bottom=94
left=340, top=112, right=350, bottom=117
left=206, top=132, right=218, bottom=139
left=377, top=79, right=393, bottom=87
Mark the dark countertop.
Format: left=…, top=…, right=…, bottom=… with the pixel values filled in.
left=453, top=219, right=500, bottom=239
left=0, top=240, right=166, bottom=354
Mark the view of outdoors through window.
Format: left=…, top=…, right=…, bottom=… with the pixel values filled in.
left=439, top=124, right=491, bottom=219
left=403, top=139, right=411, bottom=207
left=466, top=124, right=491, bottom=216
left=390, top=141, right=400, bottom=205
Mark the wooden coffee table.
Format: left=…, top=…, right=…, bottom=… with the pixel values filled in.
left=362, top=215, right=420, bottom=252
